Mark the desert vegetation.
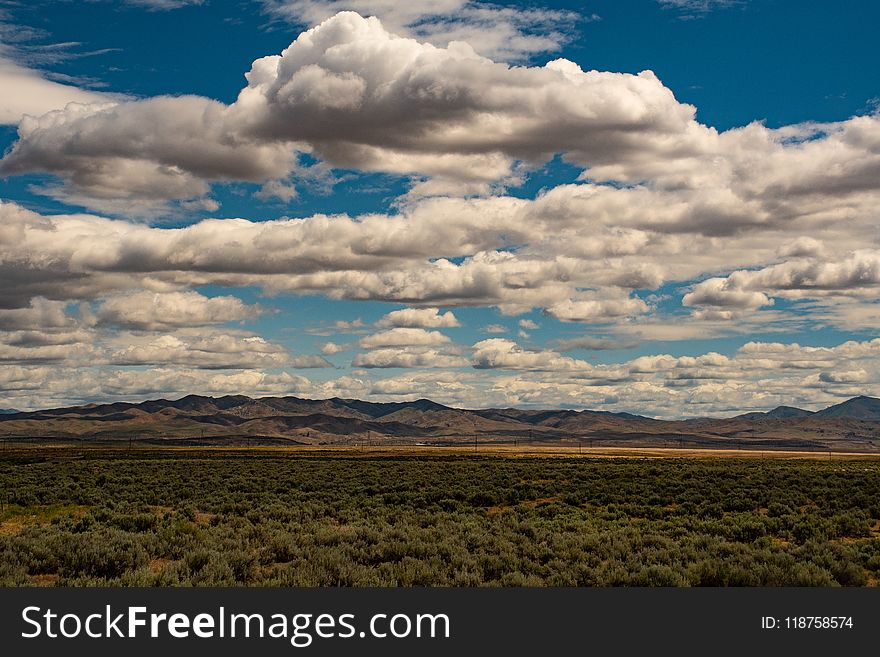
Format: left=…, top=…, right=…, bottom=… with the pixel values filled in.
left=1, top=448, right=878, bottom=586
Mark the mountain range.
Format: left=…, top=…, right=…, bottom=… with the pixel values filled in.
left=732, top=396, right=880, bottom=421
left=1, top=395, right=880, bottom=452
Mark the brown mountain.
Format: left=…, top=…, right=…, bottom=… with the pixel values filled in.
left=734, top=406, right=815, bottom=421
left=814, top=395, right=880, bottom=419
left=1, top=395, right=879, bottom=452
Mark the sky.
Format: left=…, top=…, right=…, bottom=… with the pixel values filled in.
left=0, top=0, right=879, bottom=416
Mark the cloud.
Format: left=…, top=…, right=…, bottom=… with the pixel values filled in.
left=0, top=96, right=295, bottom=214
left=320, top=341, right=352, bottom=354
left=482, top=324, right=507, bottom=333
left=107, top=330, right=299, bottom=369
left=0, top=317, right=325, bottom=370
left=352, top=347, right=468, bottom=368
left=680, top=251, right=880, bottom=320
left=544, top=295, right=650, bottom=323
left=777, top=237, right=825, bottom=259
left=0, top=201, right=585, bottom=312
left=334, top=319, right=365, bottom=331
left=0, top=294, right=332, bottom=371
left=260, top=1, right=580, bottom=60
left=804, top=299, right=880, bottom=332
left=0, top=339, right=97, bottom=365
left=0, top=3, right=126, bottom=125
left=658, top=0, right=743, bottom=19
left=682, top=277, right=773, bottom=310
left=0, top=58, right=111, bottom=125
left=124, top=0, right=205, bottom=10
left=354, top=326, right=464, bottom=368
left=96, top=291, right=258, bottom=330
left=2, top=329, right=93, bottom=348
left=376, top=306, right=461, bottom=328
left=103, top=329, right=331, bottom=370
left=254, top=179, right=299, bottom=202
left=0, top=297, right=76, bottom=330
left=730, top=251, right=880, bottom=298
left=0, top=12, right=697, bottom=210
left=368, top=370, right=475, bottom=398
left=818, top=369, right=868, bottom=384
left=518, top=318, right=539, bottom=330
left=231, top=13, right=696, bottom=187
left=552, top=336, right=640, bottom=352
left=472, top=338, right=593, bottom=371
left=359, top=327, right=451, bottom=348
left=289, top=354, right=336, bottom=368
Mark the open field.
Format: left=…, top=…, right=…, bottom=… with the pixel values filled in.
left=1, top=447, right=879, bottom=586
left=2, top=442, right=879, bottom=460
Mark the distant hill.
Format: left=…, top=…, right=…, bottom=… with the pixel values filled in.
left=814, top=395, right=880, bottom=420
left=0, top=394, right=878, bottom=452
left=734, top=406, right=814, bottom=421
left=0, top=409, right=19, bottom=415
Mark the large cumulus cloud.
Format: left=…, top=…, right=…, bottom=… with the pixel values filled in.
left=0, top=12, right=699, bottom=209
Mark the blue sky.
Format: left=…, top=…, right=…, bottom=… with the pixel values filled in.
left=0, top=0, right=879, bottom=416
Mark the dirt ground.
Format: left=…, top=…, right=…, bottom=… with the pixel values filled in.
left=2, top=443, right=879, bottom=460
